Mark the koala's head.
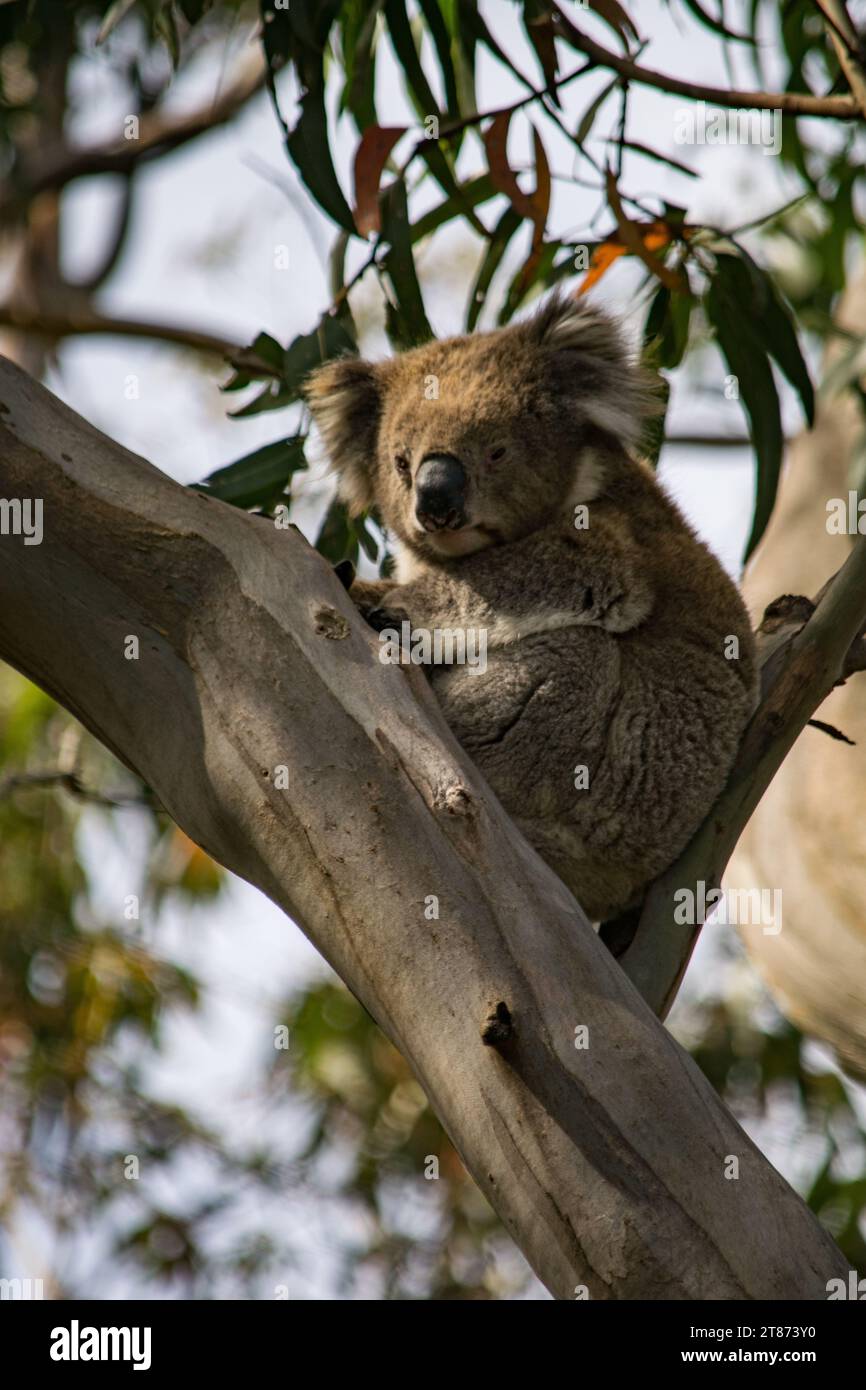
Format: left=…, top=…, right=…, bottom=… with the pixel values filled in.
left=305, top=294, right=652, bottom=566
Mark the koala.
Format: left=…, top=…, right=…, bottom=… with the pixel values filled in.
left=305, top=294, right=758, bottom=924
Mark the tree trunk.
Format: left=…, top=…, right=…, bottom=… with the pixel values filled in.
left=0, top=355, right=847, bottom=1299
left=727, top=272, right=866, bottom=1077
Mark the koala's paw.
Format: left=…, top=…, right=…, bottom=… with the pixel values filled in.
left=346, top=579, right=389, bottom=611
left=365, top=604, right=410, bottom=634
left=579, top=576, right=653, bottom=633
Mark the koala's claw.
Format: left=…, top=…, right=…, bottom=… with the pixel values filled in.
left=365, top=605, right=409, bottom=634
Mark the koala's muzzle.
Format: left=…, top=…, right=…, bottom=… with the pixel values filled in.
left=414, top=454, right=467, bottom=531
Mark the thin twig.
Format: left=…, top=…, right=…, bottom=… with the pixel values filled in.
left=0, top=304, right=279, bottom=376
left=554, top=18, right=860, bottom=118
left=0, top=769, right=157, bottom=809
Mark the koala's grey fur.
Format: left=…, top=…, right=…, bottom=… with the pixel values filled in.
left=305, top=294, right=757, bottom=922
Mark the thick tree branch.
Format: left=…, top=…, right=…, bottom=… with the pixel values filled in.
left=0, top=304, right=278, bottom=377
left=0, top=356, right=847, bottom=1299
left=616, top=542, right=866, bottom=1016
left=555, top=19, right=861, bottom=118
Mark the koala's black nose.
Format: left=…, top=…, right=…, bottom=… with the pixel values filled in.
left=414, top=453, right=467, bottom=531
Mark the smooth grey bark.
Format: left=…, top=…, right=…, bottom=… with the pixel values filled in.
left=0, top=355, right=848, bottom=1299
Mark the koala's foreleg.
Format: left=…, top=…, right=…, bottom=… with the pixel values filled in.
left=345, top=578, right=393, bottom=615
left=488, top=521, right=654, bottom=641
left=338, top=578, right=427, bottom=654
left=365, top=521, right=654, bottom=651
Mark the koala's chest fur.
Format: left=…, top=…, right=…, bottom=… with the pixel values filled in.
left=428, top=601, right=755, bottom=921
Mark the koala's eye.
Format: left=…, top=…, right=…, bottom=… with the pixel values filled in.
left=489, top=445, right=507, bottom=461
left=394, top=454, right=411, bottom=478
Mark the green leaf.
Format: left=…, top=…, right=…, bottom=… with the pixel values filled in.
left=177, top=0, right=209, bottom=24
left=678, top=0, right=755, bottom=43
left=450, top=0, right=479, bottom=116
left=226, top=381, right=296, bottom=419
left=247, top=330, right=286, bottom=372
left=458, top=1, right=534, bottom=90
left=643, top=285, right=692, bottom=369
left=340, top=0, right=386, bottom=131
left=410, top=173, right=497, bottom=241
left=284, top=314, right=357, bottom=391
left=221, top=331, right=286, bottom=393
left=715, top=252, right=814, bottom=425
left=193, top=436, right=308, bottom=510
left=418, top=0, right=460, bottom=118
left=315, top=498, right=380, bottom=565
left=385, top=0, right=440, bottom=114
left=466, top=207, right=521, bottom=330
left=575, top=76, right=619, bottom=147
left=587, top=0, right=640, bottom=46
left=262, top=0, right=341, bottom=56
left=706, top=274, right=784, bottom=561
left=226, top=316, right=356, bottom=417
left=260, top=4, right=354, bottom=231
left=287, top=86, right=356, bottom=233
left=153, top=3, right=181, bottom=67
left=384, top=0, right=484, bottom=229
left=381, top=180, right=434, bottom=346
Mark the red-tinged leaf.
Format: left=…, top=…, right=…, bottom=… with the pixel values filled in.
left=604, top=171, right=687, bottom=292
left=530, top=126, right=551, bottom=231
left=353, top=125, right=407, bottom=237
left=484, top=111, right=536, bottom=222
left=578, top=217, right=685, bottom=295
left=579, top=240, right=628, bottom=295
left=524, top=5, right=559, bottom=94
left=484, top=113, right=549, bottom=238
left=589, top=0, right=640, bottom=46
left=515, top=240, right=545, bottom=299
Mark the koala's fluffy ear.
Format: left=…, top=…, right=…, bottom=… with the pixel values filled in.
left=522, top=292, right=657, bottom=447
left=304, top=357, right=380, bottom=514
left=527, top=292, right=628, bottom=363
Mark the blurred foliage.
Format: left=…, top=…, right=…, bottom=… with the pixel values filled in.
left=0, top=0, right=865, bottom=1298
left=0, top=667, right=302, bottom=1296
left=682, top=992, right=866, bottom=1272
left=274, top=982, right=532, bottom=1297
